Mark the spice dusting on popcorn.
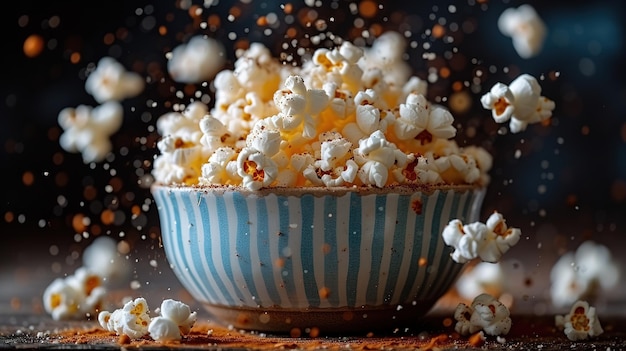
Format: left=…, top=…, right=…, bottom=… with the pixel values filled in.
left=150, top=33, right=516, bottom=190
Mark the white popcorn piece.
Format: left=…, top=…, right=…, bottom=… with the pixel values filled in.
left=82, top=236, right=130, bottom=286
left=43, top=278, right=82, bottom=321
left=480, top=212, right=521, bottom=263
left=65, top=267, right=106, bottom=316
left=85, top=57, right=144, bottom=103
left=480, top=83, right=515, bottom=124
left=453, top=293, right=511, bottom=337
left=58, top=101, right=123, bottom=163
left=148, top=316, right=181, bottom=342
left=550, top=241, right=620, bottom=308
left=114, top=297, right=151, bottom=339
left=453, top=303, right=475, bottom=336
left=455, top=262, right=504, bottom=301
left=498, top=4, right=546, bottom=59
left=359, top=31, right=411, bottom=89
left=555, top=300, right=603, bottom=341
left=354, top=130, right=407, bottom=188
left=442, top=212, right=521, bottom=264
left=158, top=299, right=197, bottom=335
left=167, top=35, right=226, bottom=84
left=246, top=125, right=282, bottom=157
left=199, top=147, right=239, bottom=185
left=481, top=74, right=553, bottom=134
left=470, top=293, right=512, bottom=336
left=394, top=93, right=456, bottom=143
left=237, top=148, right=279, bottom=190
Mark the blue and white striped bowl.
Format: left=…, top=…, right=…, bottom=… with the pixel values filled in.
left=152, top=185, right=485, bottom=333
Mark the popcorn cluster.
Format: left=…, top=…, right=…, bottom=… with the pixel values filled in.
left=550, top=240, right=620, bottom=308
left=98, top=297, right=197, bottom=342
left=498, top=4, right=547, bottom=59
left=152, top=33, right=498, bottom=190
left=43, top=267, right=106, bottom=320
left=442, top=211, right=521, bottom=264
left=42, top=236, right=129, bottom=320
left=481, top=74, right=554, bottom=133
left=58, top=57, right=144, bottom=163
left=555, top=300, right=604, bottom=341
left=453, top=293, right=512, bottom=337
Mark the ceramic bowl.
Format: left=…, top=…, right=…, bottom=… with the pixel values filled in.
left=151, top=184, right=485, bottom=333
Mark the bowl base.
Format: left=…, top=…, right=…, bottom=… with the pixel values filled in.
left=203, top=301, right=438, bottom=335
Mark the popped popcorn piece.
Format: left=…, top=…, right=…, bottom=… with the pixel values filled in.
left=555, top=300, right=603, bottom=341
left=65, top=267, right=106, bottom=316
left=455, top=262, right=504, bottom=301
left=167, top=35, right=226, bottom=84
left=453, top=293, right=512, bottom=337
left=58, top=101, right=123, bottom=163
left=550, top=241, right=620, bottom=308
left=442, top=211, right=521, bottom=263
left=84, top=57, right=144, bottom=103
left=498, top=4, right=547, bottom=59
left=199, top=147, right=239, bottom=185
left=158, top=299, right=197, bottom=335
left=148, top=316, right=181, bottom=342
left=43, top=278, right=82, bottom=320
left=237, top=147, right=278, bottom=190
left=359, top=31, right=412, bottom=90
left=354, top=130, right=407, bottom=188
left=82, top=236, right=130, bottom=286
left=99, top=297, right=151, bottom=339
left=481, top=74, right=555, bottom=133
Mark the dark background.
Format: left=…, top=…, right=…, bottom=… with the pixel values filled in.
left=2, top=0, right=625, bottom=310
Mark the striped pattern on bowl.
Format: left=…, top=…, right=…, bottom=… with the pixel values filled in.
left=152, top=185, right=484, bottom=312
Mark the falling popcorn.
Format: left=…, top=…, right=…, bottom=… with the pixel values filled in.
left=550, top=240, right=620, bottom=308
left=84, top=57, right=144, bottom=104
left=555, top=300, right=604, bottom=341
left=57, top=101, right=123, bottom=163
left=481, top=74, right=555, bottom=133
left=167, top=35, right=226, bottom=84
left=442, top=211, right=521, bottom=263
left=453, top=293, right=512, bottom=337
left=498, top=4, right=547, bottom=59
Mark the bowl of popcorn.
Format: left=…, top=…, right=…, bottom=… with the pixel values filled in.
left=147, top=33, right=534, bottom=334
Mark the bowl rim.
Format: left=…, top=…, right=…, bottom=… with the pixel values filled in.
left=151, top=183, right=485, bottom=196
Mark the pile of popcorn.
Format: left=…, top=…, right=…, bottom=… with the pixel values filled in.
left=98, top=297, right=197, bottom=342
left=148, top=32, right=552, bottom=190
left=43, top=236, right=130, bottom=320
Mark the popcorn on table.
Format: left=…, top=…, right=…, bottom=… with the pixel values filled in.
left=57, top=101, right=123, bottom=163
left=99, top=297, right=197, bottom=341
left=481, top=74, right=555, bottom=133
left=555, top=300, right=604, bottom=341
left=153, top=33, right=506, bottom=191
left=498, top=4, right=547, bottom=59
left=167, top=35, right=226, bottom=84
left=442, top=211, right=521, bottom=264
left=550, top=240, right=620, bottom=308
left=85, top=57, right=144, bottom=104
left=453, top=293, right=512, bottom=337
left=43, top=267, right=106, bottom=320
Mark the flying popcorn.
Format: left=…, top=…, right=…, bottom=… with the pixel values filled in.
left=481, top=74, right=555, bottom=133
left=453, top=293, right=512, bottom=337
left=498, top=4, right=547, bottom=59
left=167, top=35, right=226, bottom=84
left=550, top=240, right=620, bottom=308
left=555, top=300, right=604, bottom=341
left=442, top=211, right=521, bottom=263
left=82, top=236, right=131, bottom=286
left=85, top=57, right=144, bottom=103
left=58, top=101, right=123, bottom=163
